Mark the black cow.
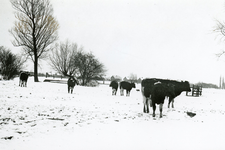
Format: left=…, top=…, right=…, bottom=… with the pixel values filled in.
left=67, top=77, right=78, bottom=94
left=120, top=81, right=136, bottom=96
left=141, top=78, right=191, bottom=114
left=151, top=82, right=175, bottom=118
left=19, top=72, right=29, bottom=87
left=109, top=80, right=118, bottom=95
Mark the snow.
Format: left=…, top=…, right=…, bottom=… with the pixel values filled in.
left=1, top=77, right=225, bottom=150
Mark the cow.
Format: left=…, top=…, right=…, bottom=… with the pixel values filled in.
left=141, top=78, right=191, bottom=114
left=67, top=77, right=78, bottom=94
left=120, top=81, right=136, bottom=96
left=109, top=80, right=118, bottom=95
left=19, top=72, right=29, bottom=87
left=151, top=82, right=175, bottom=118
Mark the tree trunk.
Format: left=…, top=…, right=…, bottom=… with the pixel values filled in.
left=34, top=54, right=39, bottom=82
left=82, top=78, right=85, bottom=86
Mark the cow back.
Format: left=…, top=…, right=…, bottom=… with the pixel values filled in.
left=142, top=78, right=190, bottom=98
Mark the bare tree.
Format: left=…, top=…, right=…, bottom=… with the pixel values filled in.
left=49, top=41, right=81, bottom=77
left=128, top=73, right=137, bottom=83
left=9, top=0, right=59, bottom=82
left=74, top=51, right=106, bottom=86
left=0, top=46, right=25, bottom=80
left=49, top=43, right=106, bottom=85
left=214, top=20, right=225, bottom=58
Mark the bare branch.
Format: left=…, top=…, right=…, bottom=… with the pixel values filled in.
left=49, top=41, right=79, bottom=77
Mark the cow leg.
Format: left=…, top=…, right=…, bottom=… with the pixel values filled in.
left=71, top=87, right=74, bottom=94
left=128, top=90, right=130, bottom=96
left=126, top=90, right=129, bottom=96
left=149, top=98, right=152, bottom=107
left=143, top=105, right=149, bottom=113
left=143, top=96, right=146, bottom=113
left=159, top=103, right=163, bottom=118
left=146, top=99, right=150, bottom=113
left=68, top=86, right=70, bottom=93
left=120, top=88, right=124, bottom=96
left=171, top=99, right=174, bottom=108
left=143, top=96, right=149, bottom=113
left=168, top=97, right=171, bottom=108
left=114, top=89, right=117, bottom=95
left=168, top=97, right=174, bottom=108
left=143, top=106, right=146, bottom=113
left=152, top=103, right=156, bottom=117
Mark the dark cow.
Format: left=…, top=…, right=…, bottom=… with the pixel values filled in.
left=151, top=82, right=175, bottom=118
left=120, top=81, right=136, bottom=96
left=67, top=77, right=78, bottom=94
left=109, top=80, right=118, bottom=95
left=19, top=72, right=29, bottom=87
left=141, top=78, right=191, bottom=114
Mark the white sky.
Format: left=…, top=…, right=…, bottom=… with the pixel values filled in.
left=1, top=0, right=225, bottom=85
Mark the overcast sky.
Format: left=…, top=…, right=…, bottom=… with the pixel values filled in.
left=1, top=0, right=225, bottom=85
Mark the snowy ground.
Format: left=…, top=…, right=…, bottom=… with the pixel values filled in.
left=0, top=77, right=225, bottom=150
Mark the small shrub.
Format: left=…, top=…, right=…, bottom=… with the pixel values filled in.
left=86, top=80, right=99, bottom=87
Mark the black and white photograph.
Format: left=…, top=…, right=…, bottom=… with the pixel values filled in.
left=1, top=0, right=225, bottom=149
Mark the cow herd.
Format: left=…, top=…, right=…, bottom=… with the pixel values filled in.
left=18, top=72, right=191, bottom=118
left=109, top=81, right=136, bottom=96
left=141, top=78, right=191, bottom=118
left=110, top=78, right=191, bottom=118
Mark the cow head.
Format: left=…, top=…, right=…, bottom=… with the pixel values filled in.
left=182, top=81, right=191, bottom=92
left=131, top=83, right=136, bottom=88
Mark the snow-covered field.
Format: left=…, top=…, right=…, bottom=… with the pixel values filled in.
left=1, top=77, right=225, bottom=150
